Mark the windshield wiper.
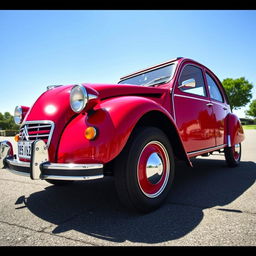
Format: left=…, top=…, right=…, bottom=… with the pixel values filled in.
left=143, top=76, right=171, bottom=87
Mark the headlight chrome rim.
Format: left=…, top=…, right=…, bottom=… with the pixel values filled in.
left=14, top=105, right=23, bottom=125
left=70, top=85, right=88, bottom=113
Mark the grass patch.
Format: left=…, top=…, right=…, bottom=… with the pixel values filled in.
left=242, top=125, right=256, bottom=130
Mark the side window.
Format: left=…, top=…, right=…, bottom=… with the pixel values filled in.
left=178, top=65, right=206, bottom=97
left=206, top=73, right=224, bottom=102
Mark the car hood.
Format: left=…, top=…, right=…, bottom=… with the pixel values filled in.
left=82, top=83, right=168, bottom=100
left=25, top=83, right=169, bottom=122
left=23, top=83, right=170, bottom=161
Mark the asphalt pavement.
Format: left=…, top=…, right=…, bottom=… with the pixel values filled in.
left=0, top=130, right=256, bottom=246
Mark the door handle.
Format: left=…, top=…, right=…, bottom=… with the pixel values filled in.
left=223, top=106, right=228, bottom=110
left=206, top=103, right=213, bottom=107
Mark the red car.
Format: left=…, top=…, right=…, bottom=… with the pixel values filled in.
left=0, top=57, right=244, bottom=213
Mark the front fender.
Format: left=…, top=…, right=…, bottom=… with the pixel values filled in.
left=226, top=113, right=245, bottom=146
left=57, top=96, right=189, bottom=165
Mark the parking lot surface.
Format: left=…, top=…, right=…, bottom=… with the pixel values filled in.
left=0, top=129, right=256, bottom=246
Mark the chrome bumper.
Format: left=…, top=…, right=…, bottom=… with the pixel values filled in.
left=0, top=140, right=103, bottom=181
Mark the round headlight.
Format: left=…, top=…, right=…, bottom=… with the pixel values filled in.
left=14, top=106, right=23, bottom=124
left=70, top=85, right=88, bottom=113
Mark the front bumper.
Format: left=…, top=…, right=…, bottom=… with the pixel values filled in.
left=0, top=140, right=103, bottom=181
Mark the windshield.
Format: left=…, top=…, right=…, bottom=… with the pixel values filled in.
left=118, top=63, right=175, bottom=87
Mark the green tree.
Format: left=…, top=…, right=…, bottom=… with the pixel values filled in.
left=3, top=112, right=12, bottom=120
left=246, top=99, right=256, bottom=119
left=222, top=77, right=253, bottom=112
left=0, top=111, right=19, bottom=130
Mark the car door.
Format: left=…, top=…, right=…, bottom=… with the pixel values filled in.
left=173, top=64, right=216, bottom=153
left=205, top=71, right=229, bottom=146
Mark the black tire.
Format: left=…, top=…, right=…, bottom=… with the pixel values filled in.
left=224, top=143, right=241, bottom=167
left=45, top=180, right=74, bottom=186
left=114, top=126, right=175, bottom=213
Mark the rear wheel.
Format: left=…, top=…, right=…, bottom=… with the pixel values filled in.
left=114, top=127, right=175, bottom=213
left=224, top=143, right=241, bottom=167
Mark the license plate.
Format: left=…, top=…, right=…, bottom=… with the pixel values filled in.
left=18, top=141, right=32, bottom=159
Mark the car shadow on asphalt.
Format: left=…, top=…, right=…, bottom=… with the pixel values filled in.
left=16, top=158, right=256, bottom=244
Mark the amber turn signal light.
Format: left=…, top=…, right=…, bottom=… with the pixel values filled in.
left=85, top=127, right=97, bottom=140
left=14, top=134, right=20, bottom=142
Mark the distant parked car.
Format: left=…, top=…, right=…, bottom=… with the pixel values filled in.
left=0, top=57, right=244, bottom=213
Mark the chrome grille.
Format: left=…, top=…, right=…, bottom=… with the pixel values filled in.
left=19, top=121, right=54, bottom=146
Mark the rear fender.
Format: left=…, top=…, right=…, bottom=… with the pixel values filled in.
left=225, top=113, right=245, bottom=147
left=57, top=96, right=191, bottom=166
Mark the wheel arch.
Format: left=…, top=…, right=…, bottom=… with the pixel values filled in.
left=226, top=113, right=245, bottom=146
left=132, top=110, right=191, bottom=166
left=104, top=109, right=192, bottom=176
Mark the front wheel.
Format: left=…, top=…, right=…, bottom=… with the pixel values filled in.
left=224, top=143, right=241, bottom=167
left=114, top=127, right=175, bottom=213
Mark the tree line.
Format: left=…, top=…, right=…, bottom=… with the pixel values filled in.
left=0, top=112, right=19, bottom=130
left=222, top=77, right=256, bottom=120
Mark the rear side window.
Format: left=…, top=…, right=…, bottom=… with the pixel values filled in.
left=178, top=65, right=206, bottom=97
left=206, top=73, right=224, bottom=102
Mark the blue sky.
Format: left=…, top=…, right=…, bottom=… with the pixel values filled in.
left=0, top=10, right=256, bottom=118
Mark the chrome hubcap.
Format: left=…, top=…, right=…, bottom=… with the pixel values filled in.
left=233, top=143, right=241, bottom=161
left=137, top=141, right=170, bottom=198
left=146, top=152, right=164, bottom=185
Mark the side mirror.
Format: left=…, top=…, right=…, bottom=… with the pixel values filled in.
left=178, top=78, right=196, bottom=89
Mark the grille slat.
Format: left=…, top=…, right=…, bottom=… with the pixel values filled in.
left=27, top=130, right=51, bottom=135
left=25, top=134, right=49, bottom=138
left=19, top=121, right=54, bottom=146
left=20, top=125, right=52, bottom=131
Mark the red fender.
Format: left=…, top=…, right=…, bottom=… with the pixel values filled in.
left=225, top=113, right=245, bottom=147
left=57, top=96, right=190, bottom=165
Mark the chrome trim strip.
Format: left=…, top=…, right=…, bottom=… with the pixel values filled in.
left=187, top=144, right=227, bottom=156
left=20, top=124, right=52, bottom=129
left=171, top=85, right=176, bottom=122
left=42, top=174, right=104, bottom=181
left=43, top=163, right=103, bottom=170
left=21, top=119, right=54, bottom=127
left=119, top=58, right=179, bottom=82
left=117, top=59, right=177, bottom=84
left=174, top=93, right=210, bottom=103
left=6, top=158, right=103, bottom=171
left=6, top=158, right=30, bottom=167
left=25, top=134, right=51, bottom=138
left=227, top=135, right=231, bottom=147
